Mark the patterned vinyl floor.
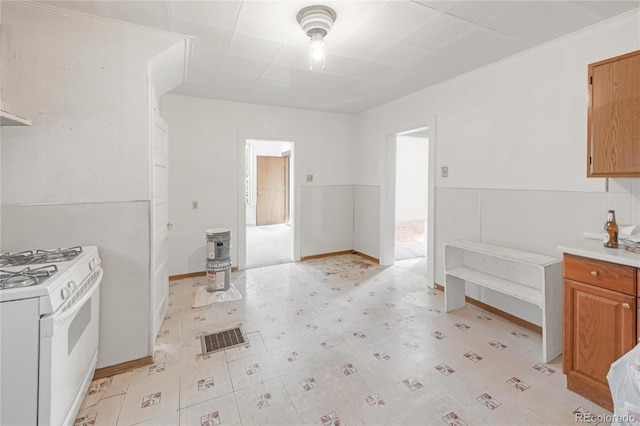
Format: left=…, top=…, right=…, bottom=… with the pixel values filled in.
left=75, top=254, right=611, bottom=426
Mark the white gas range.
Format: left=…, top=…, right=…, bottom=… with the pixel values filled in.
left=0, top=246, right=103, bottom=426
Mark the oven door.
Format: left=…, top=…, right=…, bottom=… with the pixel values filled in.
left=38, top=267, right=103, bottom=426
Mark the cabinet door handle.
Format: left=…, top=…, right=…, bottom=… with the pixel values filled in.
left=622, top=303, right=631, bottom=309
left=590, top=271, right=598, bottom=276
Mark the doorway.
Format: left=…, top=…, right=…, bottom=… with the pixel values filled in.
left=245, top=139, right=293, bottom=269
left=394, top=133, right=428, bottom=261
left=381, top=119, right=436, bottom=288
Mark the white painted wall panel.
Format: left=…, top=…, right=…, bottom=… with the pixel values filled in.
left=433, top=188, right=481, bottom=285
left=1, top=201, right=151, bottom=368
left=300, top=185, right=354, bottom=257
left=353, top=185, right=379, bottom=259
left=354, top=12, right=640, bottom=268
left=479, top=189, right=608, bottom=257
left=0, top=3, right=180, bottom=204
left=355, top=13, right=639, bottom=189
left=163, top=95, right=354, bottom=275
left=0, top=4, right=185, bottom=369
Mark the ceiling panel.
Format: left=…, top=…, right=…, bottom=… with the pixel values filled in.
left=27, top=0, right=640, bottom=114
left=95, top=0, right=171, bottom=31
left=233, top=1, right=301, bottom=43
left=445, top=0, right=520, bottom=25
left=369, top=42, right=435, bottom=69
left=420, top=51, right=485, bottom=77
left=438, top=26, right=533, bottom=64
left=573, top=0, right=640, bottom=18
left=227, top=33, right=283, bottom=64
left=171, top=19, right=232, bottom=54
left=486, top=1, right=603, bottom=44
left=169, top=0, right=242, bottom=31
left=365, top=1, right=441, bottom=41
left=403, top=12, right=479, bottom=50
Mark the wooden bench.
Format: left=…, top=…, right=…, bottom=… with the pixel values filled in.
left=444, top=240, right=562, bottom=362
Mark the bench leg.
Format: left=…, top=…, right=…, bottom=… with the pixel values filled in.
left=445, top=275, right=466, bottom=312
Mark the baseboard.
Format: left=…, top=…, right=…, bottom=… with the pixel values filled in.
left=301, top=250, right=380, bottom=264
left=93, top=356, right=154, bottom=380
left=170, top=271, right=205, bottom=281
left=352, top=251, right=380, bottom=264
left=300, top=250, right=353, bottom=261
left=433, top=284, right=542, bottom=335
left=169, top=267, right=238, bottom=281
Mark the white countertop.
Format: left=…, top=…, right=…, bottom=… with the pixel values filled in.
left=557, top=239, right=640, bottom=268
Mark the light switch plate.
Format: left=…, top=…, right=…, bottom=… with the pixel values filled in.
left=306, top=174, right=314, bottom=183
left=441, top=166, right=448, bottom=178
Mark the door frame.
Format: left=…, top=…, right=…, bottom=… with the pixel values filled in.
left=237, top=132, right=299, bottom=270
left=380, top=117, right=436, bottom=288
left=149, top=102, right=169, bottom=353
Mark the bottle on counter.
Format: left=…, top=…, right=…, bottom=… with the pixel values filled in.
left=603, top=209, right=619, bottom=248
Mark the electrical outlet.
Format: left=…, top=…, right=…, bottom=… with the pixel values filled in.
left=441, top=166, right=449, bottom=178
left=192, top=201, right=199, bottom=209
left=306, top=174, right=314, bottom=183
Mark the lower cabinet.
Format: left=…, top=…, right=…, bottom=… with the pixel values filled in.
left=562, top=254, right=638, bottom=411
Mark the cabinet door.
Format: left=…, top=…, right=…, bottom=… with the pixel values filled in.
left=587, top=50, right=640, bottom=177
left=563, top=279, right=636, bottom=409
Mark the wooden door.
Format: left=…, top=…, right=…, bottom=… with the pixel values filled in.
left=563, top=279, right=636, bottom=410
left=256, top=156, right=287, bottom=226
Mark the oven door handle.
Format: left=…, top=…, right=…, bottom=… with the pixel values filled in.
left=41, top=267, right=103, bottom=337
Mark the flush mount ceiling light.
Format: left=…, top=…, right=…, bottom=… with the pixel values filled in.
left=296, top=5, right=337, bottom=71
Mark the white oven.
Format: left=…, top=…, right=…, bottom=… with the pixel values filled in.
left=0, top=246, right=102, bottom=426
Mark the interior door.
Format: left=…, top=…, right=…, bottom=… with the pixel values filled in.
left=256, top=156, right=287, bottom=226
left=150, top=108, right=169, bottom=343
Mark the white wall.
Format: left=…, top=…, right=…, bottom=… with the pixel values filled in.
left=162, top=95, right=354, bottom=275
left=0, top=3, right=185, bottom=368
left=395, top=135, right=428, bottom=222
left=354, top=12, right=640, bottom=326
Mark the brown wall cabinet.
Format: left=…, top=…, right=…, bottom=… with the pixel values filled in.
left=562, top=254, right=638, bottom=411
left=587, top=49, right=640, bottom=177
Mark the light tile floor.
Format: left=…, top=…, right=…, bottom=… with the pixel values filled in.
left=76, top=254, right=612, bottom=426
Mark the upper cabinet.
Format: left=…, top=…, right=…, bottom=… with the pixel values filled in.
left=587, top=49, right=640, bottom=177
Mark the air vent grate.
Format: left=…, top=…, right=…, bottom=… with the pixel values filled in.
left=200, top=326, right=245, bottom=355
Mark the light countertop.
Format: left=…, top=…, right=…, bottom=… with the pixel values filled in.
left=557, top=239, right=640, bottom=268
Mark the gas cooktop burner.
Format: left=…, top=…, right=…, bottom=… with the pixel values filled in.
left=0, top=246, right=82, bottom=267
left=0, top=265, right=58, bottom=289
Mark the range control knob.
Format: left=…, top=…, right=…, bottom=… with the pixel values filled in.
left=89, top=258, right=98, bottom=270
left=68, top=280, right=78, bottom=291
left=61, top=286, right=72, bottom=300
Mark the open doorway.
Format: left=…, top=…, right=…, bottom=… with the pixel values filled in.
left=380, top=119, right=436, bottom=287
left=245, top=139, right=293, bottom=269
left=394, top=132, right=428, bottom=261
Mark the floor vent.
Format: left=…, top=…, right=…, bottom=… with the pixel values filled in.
left=200, top=326, right=245, bottom=355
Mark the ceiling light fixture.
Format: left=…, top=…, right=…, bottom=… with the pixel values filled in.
left=296, top=5, right=337, bottom=71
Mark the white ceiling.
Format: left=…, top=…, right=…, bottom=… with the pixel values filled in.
left=32, top=0, right=640, bottom=114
